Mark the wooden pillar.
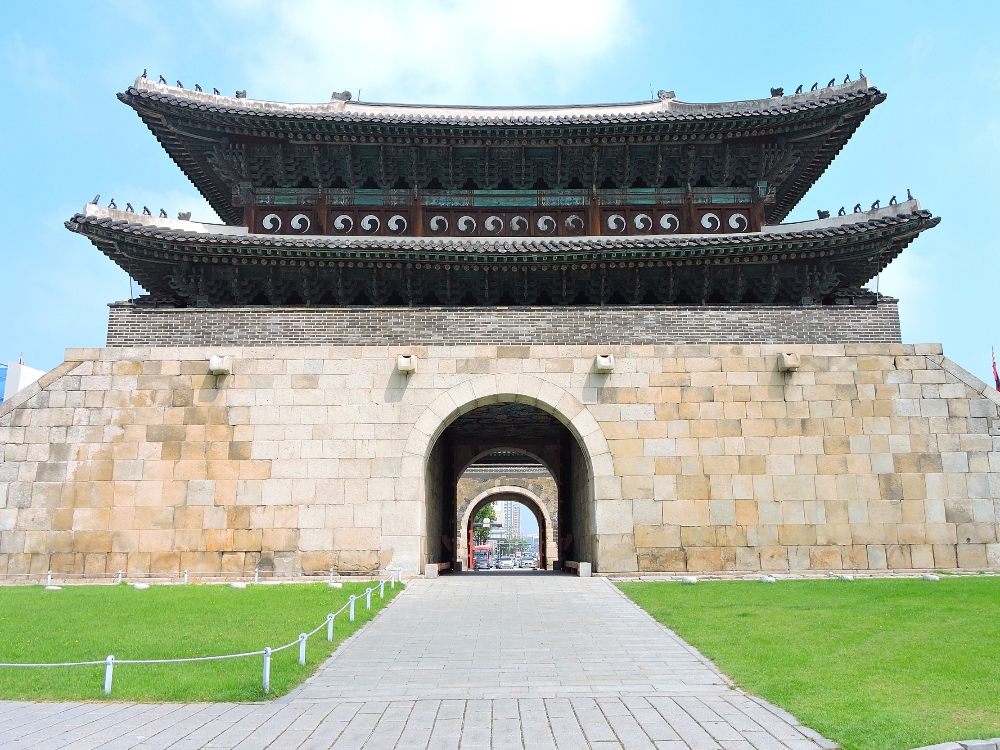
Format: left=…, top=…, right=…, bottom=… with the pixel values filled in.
left=683, top=194, right=695, bottom=234
left=414, top=189, right=424, bottom=236
left=317, top=193, right=328, bottom=235
left=588, top=192, right=601, bottom=236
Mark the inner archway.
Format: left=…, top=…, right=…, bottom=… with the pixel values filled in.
left=423, top=400, right=593, bottom=572
left=458, top=457, right=557, bottom=570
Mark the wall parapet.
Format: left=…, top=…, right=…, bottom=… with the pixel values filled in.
left=106, top=303, right=902, bottom=347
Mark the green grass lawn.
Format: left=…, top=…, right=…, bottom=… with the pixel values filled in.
left=619, top=577, right=1000, bottom=750
left=0, top=580, right=401, bottom=702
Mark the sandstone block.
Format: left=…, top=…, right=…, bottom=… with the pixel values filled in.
left=637, top=547, right=685, bottom=572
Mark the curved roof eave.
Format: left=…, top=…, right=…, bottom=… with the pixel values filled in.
left=67, top=200, right=938, bottom=257
left=124, top=76, right=879, bottom=125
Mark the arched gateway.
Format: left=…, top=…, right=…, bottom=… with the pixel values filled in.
left=401, top=375, right=619, bottom=572
left=460, top=485, right=556, bottom=571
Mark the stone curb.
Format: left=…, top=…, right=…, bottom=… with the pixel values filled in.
left=910, top=741, right=1000, bottom=750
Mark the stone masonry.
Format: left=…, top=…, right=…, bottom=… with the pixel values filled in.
left=1, top=342, right=999, bottom=576
left=106, top=303, right=902, bottom=347
left=456, top=471, right=559, bottom=568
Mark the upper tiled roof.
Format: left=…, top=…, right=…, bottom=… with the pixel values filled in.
left=117, top=77, right=886, bottom=229
left=125, top=77, right=879, bottom=126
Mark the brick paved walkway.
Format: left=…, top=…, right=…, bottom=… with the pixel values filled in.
left=0, top=574, right=834, bottom=749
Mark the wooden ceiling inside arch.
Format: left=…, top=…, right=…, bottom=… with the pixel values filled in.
left=447, top=403, right=568, bottom=439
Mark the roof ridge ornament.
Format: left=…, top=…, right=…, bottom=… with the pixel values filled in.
left=656, top=90, right=675, bottom=101
left=330, top=90, right=353, bottom=102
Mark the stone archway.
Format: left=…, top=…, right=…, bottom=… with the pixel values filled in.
left=459, top=483, right=557, bottom=571
left=401, top=374, right=629, bottom=574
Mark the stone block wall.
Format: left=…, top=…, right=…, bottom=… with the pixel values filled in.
left=106, top=303, right=902, bottom=347
left=1, top=342, right=998, bottom=576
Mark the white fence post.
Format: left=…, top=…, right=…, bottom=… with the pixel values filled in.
left=103, top=655, right=114, bottom=695
left=366, top=588, right=372, bottom=610
left=262, top=647, right=271, bottom=694
left=254, top=568, right=259, bottom=584
left=116, top=570, right=122, bottom=585
left=379, top=580, right=385, bottom=599
left=184, top=569, right=189, bottom=585
left=329, top=567, right=334, bottom=586
left=46, top=571, right=52, bottom=587
left=298, top=633, right=307, bottom=666
left=349, top=595, right=355, bottom=622
left=327, top=613, right=334, bottom=642
left=390, top=570, right=395, bottom=589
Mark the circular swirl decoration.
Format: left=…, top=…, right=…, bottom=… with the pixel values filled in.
left=333, top=214, right=353, bottom=233
left=564, top=214, right=584, bottom=232
left=700, top=212, right=721, bottom=232
left=510, top=216, right=528, bottom=234
left=429, top=215, right=449, bottom=233
left=261, top=213, right=281, bottom=232
left=633, top=213, right=653, bottom=232
left=728, top=213, right=749, bottom=231
left=290, top=214, right=310, bottom=233
left=659, top=213, right=679, bottom=232
left=607, top=214, right=626, bottom=233
left=457, top=215, right=477, bottom=234
left=484, top=216, right=504, bottom=234
left=387, top=215, right=407, bottom=234
left=536, top=215, right=556, bottom=234
left=361, top=214, right=380, bottom=233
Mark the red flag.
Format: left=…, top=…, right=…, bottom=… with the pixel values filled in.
left=993, top=349, right=999, bottom=391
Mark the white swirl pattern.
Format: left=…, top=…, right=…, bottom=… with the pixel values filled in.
left=388, top=215, right=407, bottom=233
left=457, top=216, right=476, bottom=233
left=564, top=214, right=584, bottom=232
left=484, top=216, right=503, bottom=233
left=510, top=216, right=528, bottom=233
left=634, top=214, right=652, bottom=232
left=536, top=215, right=556, bottom=233
left=262, top=213, right=281, bottom=232
left=659, top=213, right=679, bottom=232
left=429, top=215, right=448, bottom=233
left=728, top=213, right=749, bottom=231
left=361, top=215, right=380, bottom=233
left=290, top=214, right=310, bottom=232
left=607, top=214, right=626, bottom=233
left=333, top=214, right=353, bottom=233
left=700, top=213, right=721, bottom=231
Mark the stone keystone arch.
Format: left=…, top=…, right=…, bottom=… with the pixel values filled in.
left=401, top=374, right=633, bottom=573
left=459, top=484, right=558, bottom=571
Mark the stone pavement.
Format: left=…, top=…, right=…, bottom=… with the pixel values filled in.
left=0, top=574, right=834, bottom=749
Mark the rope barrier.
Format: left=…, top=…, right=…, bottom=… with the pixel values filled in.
left=0, top=568, right=403, bottom=695
left=0, top=568, right=398, bottom=582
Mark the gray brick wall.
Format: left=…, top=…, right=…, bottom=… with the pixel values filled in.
left=106, top=303, right=901, bottom=347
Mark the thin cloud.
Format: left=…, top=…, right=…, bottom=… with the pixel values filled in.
left=224, top=0, right=636, bottom=104
left=2, top=36, right=60, bottom=92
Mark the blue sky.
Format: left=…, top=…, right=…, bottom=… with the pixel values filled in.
left=2, top=1, right=998, bottom=381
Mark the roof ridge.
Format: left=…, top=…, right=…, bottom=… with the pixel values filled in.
left=126, top=76, right=878, bottom=124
